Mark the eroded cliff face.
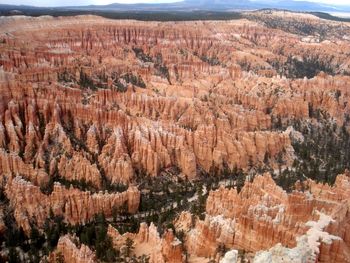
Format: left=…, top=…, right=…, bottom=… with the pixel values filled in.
left=0, top=79, right=294, bottom=184
left=107, top=223, right=184, bottom=263
left=50, top=235, right=96, bottom=263
left=5, top=176, right=140, bottom=233
left=0, top=12, right=350, bottom=263
left=84, top=172, right=350, bottom=263
left=177, top=172, right=350, bottom=262
left=1, top=15, right=349, bottom=189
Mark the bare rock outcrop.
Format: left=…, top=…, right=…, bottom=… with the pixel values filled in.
left=108, top=223, right=184, bottom=263
left=5, top=176, right=140, bottom=233
left=179, top=172, right=350, bottom=262
left=0, top=14, right=350, bottom=262
left=58, top=153, right=101, bottom=188
left=4, top=15, right=344, bottom=185
left=0, top=149, right=49, bottom=186
left=50, top=235, right=96, bottom=263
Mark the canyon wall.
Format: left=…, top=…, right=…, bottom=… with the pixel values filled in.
left=0, top=13, right=349, bottom=262
left=1, top=15, right=349, bottom=188
left=5, top=176, right=140, bottom=233
left=178, top=172, right=350, bottom=262
left=50, top=235, right=96, bottom=263
left=107, top=223, right=184, bottom=263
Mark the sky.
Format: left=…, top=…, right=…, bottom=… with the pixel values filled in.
left=0, top=0, right=349, bottom=7
left=0, top=0, right=179, bottom=7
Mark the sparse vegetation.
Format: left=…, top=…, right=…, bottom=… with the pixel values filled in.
left=271, top=55, right=335, bottom=79
left=1, top=9, right=350, bottom=262
left=271, top=112, right=350, bottom=191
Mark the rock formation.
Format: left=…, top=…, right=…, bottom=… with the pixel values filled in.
left=108, top=223, right=184, bottom=263
left=50, top=235, right=96, bottom=263
left=3, top=14, right=349, bottom=186
left=178, top=172, right=350, bottom=262
left=5, top=176, right=140, bottom=233
left=0, top=12, right=349, bottom=263
left=220, top=250, right=238, bottom=263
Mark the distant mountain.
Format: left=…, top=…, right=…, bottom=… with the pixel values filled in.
left=0, top=0, right=350, bottom=14
left=66, top=0, right=350, bottom=12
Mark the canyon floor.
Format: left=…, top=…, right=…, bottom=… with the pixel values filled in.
left=0, top=10, right=349, bottom=263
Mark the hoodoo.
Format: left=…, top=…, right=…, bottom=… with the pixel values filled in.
left=0, top=9, right=349, bottom=263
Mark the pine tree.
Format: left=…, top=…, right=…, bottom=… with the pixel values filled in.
left=125, top=237, right=135, bottom=258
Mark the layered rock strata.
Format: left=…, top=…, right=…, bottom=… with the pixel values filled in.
left=179, top=173, right=350, bottom=262
left=1, top=15, right=349, bottom=186
left=50, top=235, right=96, bottom=263
left=5, top=176, right=140, bottom=233
left=108, top=223, right=184, bottom=263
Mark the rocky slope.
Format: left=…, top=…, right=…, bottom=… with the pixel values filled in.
left=176, top=172, right=350, bottom=262
left=0, top=15, right=349, bottom=186
left=5, top=176, right=140, bottom=233
left=60, top=171, right=349, bottom=263
left=50, top=235, right=96, bottom=263
left=0, top=12, right=349, bottom=263
left=107, top=223, right=183, bottom=262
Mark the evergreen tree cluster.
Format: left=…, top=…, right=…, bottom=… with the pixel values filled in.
left=271, top=55, right=335, bottom=79
left=271, top=111, right=350, bottom=191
